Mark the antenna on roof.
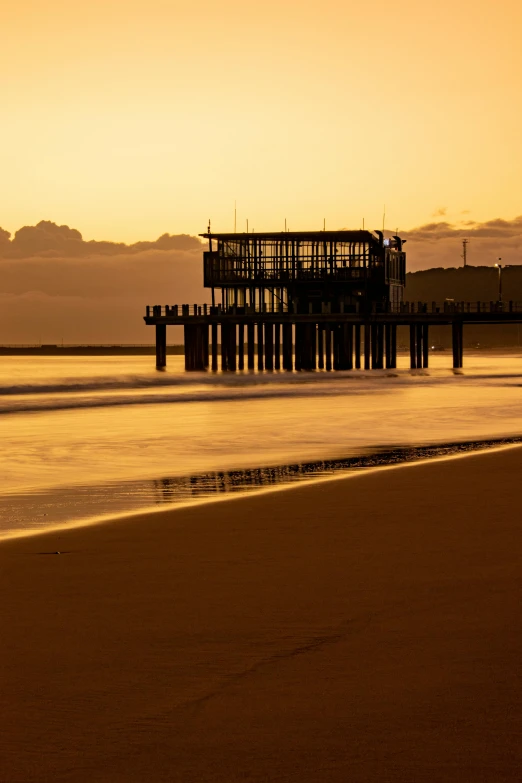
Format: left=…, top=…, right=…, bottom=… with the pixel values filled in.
left=284, top=218, right=287, bottom=232
left=207, top=219, right=211, bottom=234
left=246, top=219, right=249, bottom=233
left=323, top=218, right=326, bottom=231
left=382, top=205, right=386, bottom=233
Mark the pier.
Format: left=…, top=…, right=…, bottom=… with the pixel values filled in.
left=143, top=229, right=522, bottom=371
left=144, top=301, right=522, bottom=372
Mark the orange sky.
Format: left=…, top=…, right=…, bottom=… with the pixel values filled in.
left=3, top=0, right=522, bottom=241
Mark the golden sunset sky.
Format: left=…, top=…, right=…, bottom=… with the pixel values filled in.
left=3, top=0, right=522, bottom=241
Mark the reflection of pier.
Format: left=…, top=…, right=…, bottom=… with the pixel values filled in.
left=144, top=229, right=522, bottom=371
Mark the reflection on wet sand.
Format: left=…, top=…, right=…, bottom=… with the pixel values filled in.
left=2, top=436, right=521, bottom=539
left=152, top=436, right=521, bottom=504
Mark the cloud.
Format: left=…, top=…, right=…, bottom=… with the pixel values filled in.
left=431, top=207, right=447, bottom=217
left=0, top=220, right=203, bottom=259
left=404, top=215, right=522, bottom=241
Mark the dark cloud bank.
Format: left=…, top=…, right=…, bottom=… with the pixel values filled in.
left=0, top=221, right=206, bottom=343
left=0, top=218, right=521, bottom=343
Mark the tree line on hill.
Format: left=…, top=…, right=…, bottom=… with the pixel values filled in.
left=405, top=265, right=522, bottom=303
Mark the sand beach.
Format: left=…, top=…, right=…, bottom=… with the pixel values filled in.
left=1, top=445, right=522, bottom=781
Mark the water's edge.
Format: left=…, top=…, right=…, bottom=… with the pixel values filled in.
left=2, top=435, right=521, bottom=542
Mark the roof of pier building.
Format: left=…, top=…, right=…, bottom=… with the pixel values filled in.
left=200, top=230, right=390, bottom=244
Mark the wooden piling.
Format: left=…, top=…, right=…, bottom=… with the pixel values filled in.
left=334, top=325, right=341, bottom=370
left=202, top=325, right=209, bottom=369
left=221, top=323, right=229, bottom=371
left=310, top=324, right=317, bottom=370
left=211, top=322, right=218, bottom=371
left=422, top=323, right=429, bottom=368
left=294, top=324, right=302, bottom=371
left=264, top=322, right=274, bottom=371
left=247, top=323, right=255, bottom=370
left=325, top=325, right=332, bottom=371
left=282, top=323, right=293, bottom=371
left=390, top=324, right=397, bottom=368
left=385, top=323, right=391, bottom=368
left=355, top=324, right=361, bottom=369
left=274, top=323, right=281, bottom=370
left=416, top=324, right=423, bottom=369
left=332, top=325, right=340, bottom=370
left=194, top=325, right=206, bottom=371
left=189, top=325, right=197, bottom=371
left=344, top=324, right=353, bottom=370
left=228, top=324, right=237, bottom=371
left=156, top=323, right=167, bottom=369
left=340, top=323, right=349, bottom=370
left=238, top=323, right=244, bottom=370
left=377, top=324, right=384, bottom=369
left=370, top=324, right=377, bottom=369
left=364, top=324, right=371, bottom=370
left=452, top=321, right=459, bottom=369
left=409, top=323, right=416, bottom=369
left=183, top=325, right=191, bottom=370
left=281, top=323, right=288, bottom=370
left=257, top=322, right=264, bottom=371
left=184, top=324, right=206, bottom=371
left=317, top=325, right=324, bottom=369
left=452, top=320, right=463, bottom=368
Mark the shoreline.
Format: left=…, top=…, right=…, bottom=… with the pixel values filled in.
left=2, top=444, right=522, bottom=781
left=2, top=435, right=522, bottom=544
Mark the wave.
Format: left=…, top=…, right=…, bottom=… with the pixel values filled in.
left=0, top=375, right=196, bottom=396
left=1, top=366, right=522, bottom=414
left=2, top=378, right=522, bottom=417
left=0, top=382, right=393, bottom=415
left=1, top=366, right=521, bottom=399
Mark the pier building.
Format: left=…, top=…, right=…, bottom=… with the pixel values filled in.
left=202, top=230, right=405, bottom=314
left=144, top=228, right=522, bottom=371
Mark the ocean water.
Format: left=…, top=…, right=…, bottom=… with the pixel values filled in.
left=1, top=352, right=522, bottom=538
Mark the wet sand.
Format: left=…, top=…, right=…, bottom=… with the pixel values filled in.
left=1, top=446, right=522, bottom=782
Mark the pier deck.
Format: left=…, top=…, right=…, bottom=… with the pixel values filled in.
left=144, top=301, right=522, bottom=371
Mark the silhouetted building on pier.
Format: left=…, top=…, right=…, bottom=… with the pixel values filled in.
left=202, top=230, right=406, bottom=314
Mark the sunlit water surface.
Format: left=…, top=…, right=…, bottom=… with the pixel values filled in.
left=1, top=352, right=521, bottom=537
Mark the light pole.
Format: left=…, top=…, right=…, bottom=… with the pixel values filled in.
left=494, top=259, right=503, bottom=303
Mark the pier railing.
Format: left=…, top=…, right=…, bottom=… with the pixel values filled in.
left=146, top=301, right=522, bottom=318
left=146, top=303, right=290, bottom=317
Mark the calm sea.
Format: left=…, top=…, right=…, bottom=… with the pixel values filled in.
left=1, top=352, right=521, bottom=538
